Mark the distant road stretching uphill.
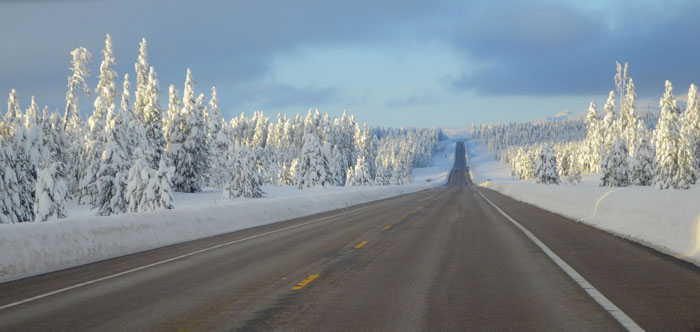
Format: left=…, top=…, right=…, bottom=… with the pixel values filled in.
left=1, top=142, right=699, bottom=331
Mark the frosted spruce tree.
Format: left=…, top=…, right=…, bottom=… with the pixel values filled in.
left=34, top=162, right=68, bottom=221
left=679, top=84, right=700, bottom=186
left=583, top=102, right=602, bottom=173
left=222, top=145, right=264, bottom=199
left=142, top=67, right=166, bottom=169
left=601, top=91, right=616, bottom=154
left=534, top=145, right=560, bottom=184
left=630, top=131, right=655, bottom=186
left=172, top=69, right=209, bottom=193
left=125, top=149, right=173, bottom=212
left=346, top=155, right=373, bottom=186
left=82, top=34, right=118, bottom=205
left=93, top=118, right=130, bottom=216
left=296, top=133, right=332, bottom=189
left=600, top=138, right=630, bottom=187
left=0, top=140, right=21, bottom=223
left=654, top=80, right=684, bottom=189
left=63, top=47, right=92, bottom=197
left=207, top=87, right=229, bottom=188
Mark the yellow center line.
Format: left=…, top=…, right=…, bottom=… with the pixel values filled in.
left=354, top=241, right=368, bottom=249
left=383, top=225, right=392, bottom=230
left=291, top=274, right=319, bottom=290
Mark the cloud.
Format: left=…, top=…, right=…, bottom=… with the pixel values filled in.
left=386, top=93, right=440, bottom=108
left=233, top=81, right=339, bottom=111
left=447, top=0, right=700, bottom=98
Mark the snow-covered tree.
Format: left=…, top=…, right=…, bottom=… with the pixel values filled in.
left=93, top=118, right=129, bottom=216
left=125, top=149, right=173, bottom=212
left=630, top=132, right=655, bottom=186
left=346, top=155, right=373, bottom=186
left=172, top=69, right=209, bottom=193
left=34, top=162, right=68, bottom=221
left=534, top=145, right=560, bottom=184
left=0, top=140, right=21, bottom=223
left=296, top=133, right=333, bottom=189
left=601, top=90, right=616, bottom=154
left=654, top=80, right=684, bottom=189
left=600, top=137, right=630, bottom=187
left=582, top=102, right=602, bottom=173
left=142, top=67, right=166, bottom=168
left=679, top=84, right=700, bottom=186
left=222, top=145, right=264, bottom=199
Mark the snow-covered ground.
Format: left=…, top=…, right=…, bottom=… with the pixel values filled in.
left=467, top=138, right=700, bottom=266
left=0, top=141, right=456, bottom=283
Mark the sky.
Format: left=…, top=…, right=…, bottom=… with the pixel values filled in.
left=0, top=0, right=698, bottom=127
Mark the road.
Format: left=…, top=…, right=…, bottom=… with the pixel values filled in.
left=1, top=141, right=699, bottom=331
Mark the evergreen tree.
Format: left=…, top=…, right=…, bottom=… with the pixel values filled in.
left=172, top=70, right=209, bottom=192
left=223, top=145, right=264, bottom=199
left=600, top=137, right=630, bottom=187
left=346, top=155, right=373, bottom=186
left=654, top=80, right=684, bottom=189
left=125, top=149, right=172, bottom=212
left=142, top=67, right=166, bottom=168
left=34, top=162, right=68, bottom=221
left=630, top=132, right=655, bottom=186
left=0, top=140, right=21, bottom=223
left=93, top=117, right=129, bottom=216
left=534, top=145, right=560, bottom=184
left=296, top=133, right=332, bottom=189
left=679, top=84, right=700, bottom=186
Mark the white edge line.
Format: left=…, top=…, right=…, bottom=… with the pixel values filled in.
left=475, top=189, right=645, bottom=332
left=0, top=200, right=388, bottom=312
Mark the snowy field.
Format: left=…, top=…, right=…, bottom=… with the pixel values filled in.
left=0, top=141, right=456, bottom=283
left=467, top=138, right=700, bottom=266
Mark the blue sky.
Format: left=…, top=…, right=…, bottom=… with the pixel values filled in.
left=0, top=0, right=697, bottom=127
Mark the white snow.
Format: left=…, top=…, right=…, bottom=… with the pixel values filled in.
left=0, top=140, right=455, bottom=283
left=467, top=137, right=700, bottom=266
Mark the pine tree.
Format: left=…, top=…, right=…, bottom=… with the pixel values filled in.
left=142, top=67, right=166, bottom=168
left=0, top=140, right=21, bottom=223
left=145, top=160, right=174, bottom=210
left=223, top=145, right=264, bottom=199
left=63, top=47, right=92, bottom=198
left=82, top=34, right=118, bottom=205
left=93, top=117, right=129, bottom=216
left=602, top=90, right=616, bottom=154
left=679, top=84, right=700, bottom=186
left=654, top=80, right=684, bottom=189
left=133, top=38, right=149, bottom=121
left=125, top=148, right=174, bottom=212
left=583, top=102, right=603, bottom=173
left=346, top=155, right=373, bottom=186
left=600, top=137, right=630, bottom=187
left=34, top=162, right=68, bottom=221
left=172, top=69, right=209, bottom=193
left=534, top=145, right=560, bottom=184
left=630, top=132, right=655, bottom=186
left=296, top=133, right=332, bottom=189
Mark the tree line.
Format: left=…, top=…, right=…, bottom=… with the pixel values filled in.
left=472, top=62, right=699, bottom=189
left=0, top=35, right=441, bottom=223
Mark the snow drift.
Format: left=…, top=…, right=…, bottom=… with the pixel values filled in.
left=0, top=141, right=455, bottom=283
left=466, top=138, right=700, bottom=266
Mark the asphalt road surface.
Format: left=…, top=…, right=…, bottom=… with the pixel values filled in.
left=1, top=142, right=699, bottom=331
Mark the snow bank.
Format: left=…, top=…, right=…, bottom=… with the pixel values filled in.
left=467, top=139, right=700, bottom=266
left=0, top=141, right=455, bottom=283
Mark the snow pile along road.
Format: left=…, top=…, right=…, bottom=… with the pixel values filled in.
left=467, top=138, right=700, bottom=266
left=0, top=141, right=455, bottom=283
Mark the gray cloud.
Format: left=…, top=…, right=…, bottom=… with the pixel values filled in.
left=447, top=0, right=700, bottom=98
left=386, top=93, right=440, bottom=108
